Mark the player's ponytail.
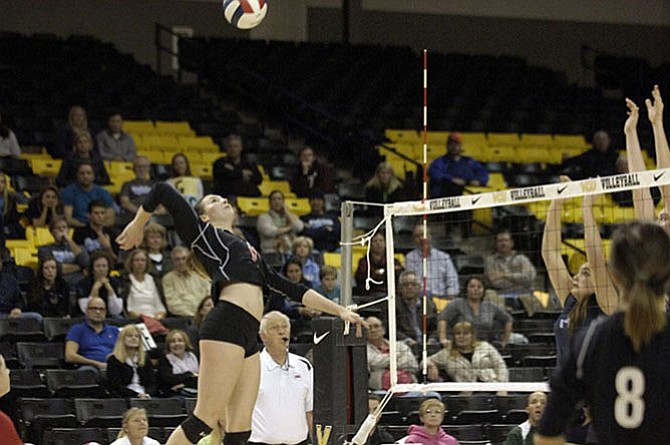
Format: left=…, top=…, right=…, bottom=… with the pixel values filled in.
left=610, top=222, right=670, bottom=351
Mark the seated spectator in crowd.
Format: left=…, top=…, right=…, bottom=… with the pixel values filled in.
left=65, top=297, right=119, bottom=371
left=315, top=265, right=340, bottom=304
left=365, top=161, right=405, bottom=206
left=555, top=130, right=618, bottom=180
left=438, top=276, right=513, bottom=347
left=405, top=399, right=459, bottom=445
left=110, top=407, right=161, bottom=445
left=96, top=112, right=137, bottom=161
left=0, top=172, right=24, bottom=239
left=187, top=296, right=214, bottom=357
left=366, top=316, right=418, bottom=391
left=504, top=392, right=547, bottom=445
left=25, top=185, right=64, bottom=228
left=213, top=133, right=262, bottom=198
left=428, top=132, right=488, bottom=198
left=125, top=249, right=167, bottom=320
left=300, top=188, right=341, bottom=252
left=0, top=117, right=20, bottom=158
left=257, top=190, right=304, bottom=255
left=0, top=256, right=43, bottom=322
left=405, top=224, right=459, bottom=299
left=76, top=250, right=124, bottom=317
left=56, top=131, right=110, bottom=187
left=290, top=145, right=334, bottom=197
left=162, top=246, right=211, bottom=317
left=157, top=329, right=199, bottom=396
left=355, top=232, right=403, bottom=296
left=396, top=271, right=438, bottom=346
left=266, top=260, right=320, bottom=323
left=427, top=321, right=508, bottom=384
left=107, top=325, right=157, bottom=398
left=141, top=222, right=172, bottom=278
left=62, top=161, right=115, bottom=227
left=284, top=258, right=313, bottom=288
left=0, top=355, right=22, bottom=444
left=366, top=395, right=395, bottom=445
left=483, top=229, right=537, bottom=304
left=38, top=216, right=89, bottom=284
left=292, top=236, right=321, bottom=288
left=26, top=255, right=71, bottom=318
left=167, top=152, right=203, bottom=206
left=53, top=105, right=97, bottom=159
left=73, top=200, right=119, bottom=261
left=119, top=156, right=156, bottom=215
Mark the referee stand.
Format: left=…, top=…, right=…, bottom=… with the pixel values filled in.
left=312, top=317, right=368, bottom=445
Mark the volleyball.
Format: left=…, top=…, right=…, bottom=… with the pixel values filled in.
left=222, top=0, right=268, bottom=30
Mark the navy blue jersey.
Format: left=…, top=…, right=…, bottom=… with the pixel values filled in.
left=539, top=312, right=670, bottom=444
left=142, top=182, right=309, bottom=302
left=554, top=293, right=604, bottom=365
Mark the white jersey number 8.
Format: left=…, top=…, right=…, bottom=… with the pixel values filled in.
left=614, top=366, right=645, bottom=429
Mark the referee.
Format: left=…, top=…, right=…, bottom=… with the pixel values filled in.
left=249, top=311, right=314, bottom=445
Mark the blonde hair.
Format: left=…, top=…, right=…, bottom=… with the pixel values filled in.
left=292, top=236, right=314, bottom=253
left=142, top=223, right=167, bottom=250
left=366, top=161, right=402, bottom=193
left=165, top=329, right=194, bottom=353
left=73, top=131, right=93, bottom=148
left=124, top=248, right=154, bottom=276
left=610, top=222, right=670, bottom=351
left=419, top=398, right=445, bottom=417
left=68, top=105, right=88, bottom=132
left=450, top=321, right=481, bottom=357
left=112, top=325, right=147, bottom=367
left=117, top=407, right=148, bottom=439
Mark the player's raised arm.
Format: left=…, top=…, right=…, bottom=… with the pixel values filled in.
left=623, top=98, right=655, bottom=221
left=541, top=177, right=572, bottom=305
left=646, top=85, right=670, bottom=216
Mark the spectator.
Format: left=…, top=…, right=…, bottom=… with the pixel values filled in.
left=65, top=297, right=119, bottom=371
left=24, top=185, right=64, bottom=228
left=110, top=407, right=160, bottom=445
left=162, top=246, right=211, bottom=317
left=428, top=132, right=488, bottom=198
left=292, top=236, right=320, bottom=288
left=96, top=112, right=137, bottom=161
left=300, top=188, right=341, bottom=252
left=0, top=355, right=22, bottom=445
left=53, top=105, right=96, bottom=159
left=257, top=190, right=304, bottom=255
left=0, top=117, right=20, bottom=158
left=187, top=296, right=214, bottom=357
left=125, top=249, right=166, bottom=320
left=366, top=316, right=418, bottom=391
left=75, top=250, right=124, bottom=317
left=365, top=395, right=395, bottom=445
left=0, top=172, right=23, bottom=239
left=404, top=224, right=459, bottom=299
left=73, top=200, right=119, bottom=261
left=484, top=229, right=537, bottom=304
left=119, top=156, right=155, bottom=215
left=364, top=161, right=405, bottom=205
left=354, top=232, right=403, bottom=296
left=438, top=276, right=513, bottom=347
left=0, top=255, right=43, bottom=322
left=405, top=399, right=459, bottom=445
left=504, top=392, right=546, bottom=445
left=107, top=324, right=157, bottom=398
left=427, top=321, right=508, bottom=384
left=266, top=259, right=319, bottom=322
left=396, top=270, right=438, bottom=346
left=56, top=131, right=110, bottom=187
left=315, top=265, right=340, bottom=304
left=290, top=145, right=334, bottom=197
left=283, top=258, right=313, bottom=289
left=555, top=130, right=618, bottom=180
left=167, top=152, right=203, bottom=206
left=61, top=161, right=115, bottom=227
left=157, top=329, right=199, bottom=396
left=213, top=134, right=262, bottom=198
left=249, top=311, right=313, bottom=445
left=37, top=216, right=89, bottom=284
left=26, top=255, right=71, bottom=318
left=141, top=223, right=172, bottom=278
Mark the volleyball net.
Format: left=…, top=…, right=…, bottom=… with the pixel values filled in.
left=342, top=168, right=670, bottom=444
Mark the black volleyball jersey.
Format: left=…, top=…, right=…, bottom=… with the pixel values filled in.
left=538, top=312, right=670, bottom=444
left=143, top=182, right=309, bottom=303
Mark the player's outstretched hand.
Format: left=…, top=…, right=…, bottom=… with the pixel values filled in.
left=625, top=98, right=640, bottom=134
left=115, top=218, right=146, bottom=251
left=646, top=84, right=664, bottom=126
left=338, top=308, right=368, bottom=337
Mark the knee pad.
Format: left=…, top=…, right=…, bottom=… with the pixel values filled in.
left=224, top=430, right=251, bottom=445
left=181, top=414, right=214, bottom=444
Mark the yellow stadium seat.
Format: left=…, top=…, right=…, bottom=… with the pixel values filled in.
left=103, top=183, right=124, bottom=195
left=462, top=144, right=484, bottom=160
left=142, top=135, right=180, bottom=152
left=323, top=252, right=341, bottom=269
left=385, top=142, right=418, bottom=160
left=519, top=134, right=554, bottom=147
left=480, top=146, right=517, bottom=162
left=139, top=150, right=166, bottom=164
left=384, top=129, right=420, bottom=143
left=6, top=239, right=35, bottom=253
left=178, top=136, right=219, bottom=152
left=515, top=146, right=562, bottom=164
left=191, top=162, right=213, bottom=181
left=237, top=197, right=269, bottom=217
left=199, top=152, right=223, bottom=165
left=386, top=157, right=409, bottom=181
left=553, top=134, right=589, bottom=149
left=11, top=247, right=37, bottom=268
left=459, top=132, right=488, bottom=147
left=31, top=159, right=62, bottom=177
left=31, top=227, right=74, bottom=247
left=124, top=120, right=156, bottom=134
left=284, top=198, right=311, bottom=216
left=488, top=172, right=508, bottom=190
left=487, top=132, right=520, bottom=147
left=20, top=151, right=51, bottom=163
left=258, top=180, right=293, bottom=197
left=107, top=161, right=134, bottom=177
left=155, top=121, right=195, bottom=136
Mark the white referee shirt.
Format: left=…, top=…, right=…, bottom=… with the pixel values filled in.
left=250, top=348, right=314, bottom=444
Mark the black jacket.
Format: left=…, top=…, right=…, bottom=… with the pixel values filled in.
left=106, top=355, right=157, bottom=397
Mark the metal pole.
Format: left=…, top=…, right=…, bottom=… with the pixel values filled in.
left=340, top=200, right=354, bottom=307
